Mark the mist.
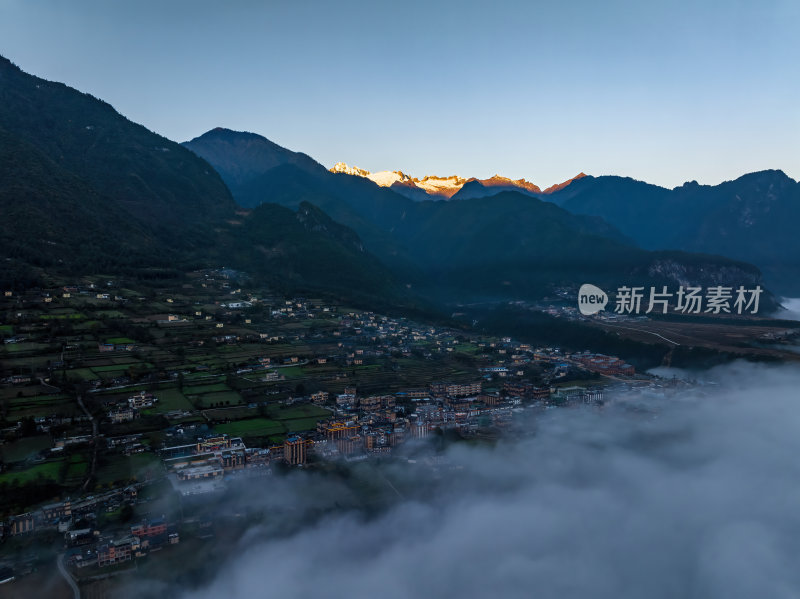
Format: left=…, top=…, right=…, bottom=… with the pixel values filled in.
left=137, top=362, right=800, bottom=599
left=775, top=297, right=800, bottom=321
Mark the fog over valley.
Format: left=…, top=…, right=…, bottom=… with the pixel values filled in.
left=110, top=362, right=800, bottom=599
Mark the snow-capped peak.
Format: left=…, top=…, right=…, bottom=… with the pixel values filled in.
left=329, top=162, right=466, bottom=198
left=331, top=162, right=370, bottom=177
left=367, top=170, right=414, bottom=187
left=329, top=161, right=586, bottom=200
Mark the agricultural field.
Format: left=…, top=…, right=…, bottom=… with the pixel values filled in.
left=214, top=418, right=285, bottom=438
left=149, top=387, right=194, bottom=413
left=0, top=458, right=63, bottom=485
left=0, top=435, right=52, bottom=463
left=95, top=452, right=163, bottom=487
left=4, top=393, right=79, bottom=419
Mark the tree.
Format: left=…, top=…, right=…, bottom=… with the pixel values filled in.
left=120, top=503, right=134, bottom=523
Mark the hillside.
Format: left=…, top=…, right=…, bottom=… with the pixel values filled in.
left=546, top=171, right=800, bottom=294
left=0, top=56, right=407, bottom=308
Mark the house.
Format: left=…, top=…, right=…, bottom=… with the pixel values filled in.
left=9, top=513, right=34, bottom=535
left=128, top=391, right=156, bottom=409
left=131, top=519, right=167, bottom=539
left=311, top=391, right=329, bottom=404
left=97, top=536, right=139, bottom=567
left=108, top=406, right=135, bottom=423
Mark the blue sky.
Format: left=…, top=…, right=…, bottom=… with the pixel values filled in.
left=0, top=0, right=797, bottom=188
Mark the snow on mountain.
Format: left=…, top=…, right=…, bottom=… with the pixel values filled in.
left=413, top=175, right=468, bottom=198
left=329, top=162, right=584, bottom=200
left=329, top=162, right=467, bottom=199
left=331, top=162, right=370, bottom=177
left=367, top=170, right=414, bottom=187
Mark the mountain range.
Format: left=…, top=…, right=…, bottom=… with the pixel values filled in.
left=184, top=129, right=771, bottom=306
left=0, top=53, right=789, bottom=315
left=543, top=171, right=800, bottom=295
left=323, top=156, right=800, bottom=296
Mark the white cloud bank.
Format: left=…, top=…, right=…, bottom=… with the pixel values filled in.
left=171, top=362, right=800, bottom=599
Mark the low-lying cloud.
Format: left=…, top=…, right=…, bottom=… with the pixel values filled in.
left=775, top=297, right=800, bottom=321
left=161, top=362, right=800, bottom=599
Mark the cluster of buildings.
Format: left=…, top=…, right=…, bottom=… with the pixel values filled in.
left=65, top=517, right=179, bottom=569
left=106, top=391, right=158, bottom=423
left=161, top=433, right=317, bottom=496
left=572, top=352, right=635, bottom=376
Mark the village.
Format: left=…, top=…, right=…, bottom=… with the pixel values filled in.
left=0, top=268, right=671, bottom=590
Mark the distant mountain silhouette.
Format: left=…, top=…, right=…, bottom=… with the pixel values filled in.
left=1, top=49, right=775, bottom=310
left=186, top=129, right=772, bottom=306
left=0, top=56, right=406, bottom=306
left=184, top=128, right=327, bottom=191
left=545, top=171, right=800, bottom=294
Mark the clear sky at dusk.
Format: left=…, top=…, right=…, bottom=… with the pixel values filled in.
left=0, top=0, right=797, bottom=188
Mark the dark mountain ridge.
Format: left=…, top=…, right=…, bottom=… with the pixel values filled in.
left=0, top=56, right=407, bottom=307
left=544, top=170, right=800, bottom=294
left=184, top=129, right=774, bottom=307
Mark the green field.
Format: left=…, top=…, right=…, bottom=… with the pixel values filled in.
left=63, top=453, right=89, bottom=486
left=272, top=404, right=330, bottom=433
left=151, top=388, right=194, bottom=412
left=66, top=368, right=100, bottom=382
left=3, top=342, right=53, bottom=354
left=277, top=365, right=305, bottom=379
left=96, top=311, right=127, bottom=318
left=202, top=406, right=256, bottom=420
left=0, top=435, right=52, bottom=463
left=184, top=383, right=229, bottom=394
left=196, top=390, right=243, bottom=407
left=281, top=416, right=325, bottom=432
left=6, top=394, right=79, bottom=419
left=0, top=459, right=63, bottom=485
left=95, top=452, right=162, bottom=487
left=267, top=404, right=330, bottom=421
left=215, top=418, right=285, bottom=437
left=91, top=362, right=152, bottom=373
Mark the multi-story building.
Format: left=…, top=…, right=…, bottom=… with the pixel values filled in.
left=220, top=449, right=246, bottom=469
left=359, top=395, right=396, bottom=413
left=336, top=435, right=363, bottom=456
left=400, top=388, right=428, bottom=400
left=531, top=386, right=551, bottom=401
left=479, top=393, right=502, bottom=406
left=195, top=435, right=231, bottom=454
left=175, top=462, right=224, bottom=481
left=97, top=536, right=138, bottom=567
left=310, top=391, right=329, bottom=405
left=430, top=381, right=482, bottom=398
left=42, top=500, right=72, bottom=522
left=108, top=406, right=135, bottom=423
left=128, top=391, right=156, bottom=409
left=9, top=513, right=34, bottom=536
left=321, top=421, right=360, bottom=440
left=336, top=393, right=356, bottom=408
left=284, top=436, right=308, bottom=465
left=131, top=519, right=167, bottom=539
